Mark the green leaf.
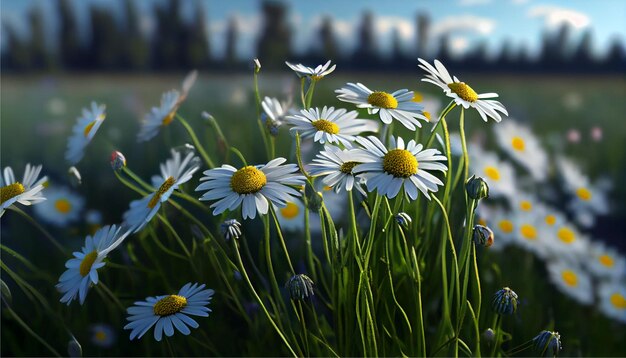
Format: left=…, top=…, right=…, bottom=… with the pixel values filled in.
left=0, top=279, right=11, bottom=305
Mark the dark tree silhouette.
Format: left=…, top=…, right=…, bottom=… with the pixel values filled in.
left=183, top=0, right=210, bottom=68
left=122, top=0, right=150, bottom=70
left=225, top=16, right=239, bottom=67
left=28, top=6, right=52, bottom=70
left=57, top=0, right=83, bottom=69
left=416, top=13, right=430, bottom=59
left=352, top=11, right=379, bottom=68
left=318, top=15, right=339, bottom=62
left=89, top=6, right=121, bottom=70
left=257, top=1, right=292, bottom=69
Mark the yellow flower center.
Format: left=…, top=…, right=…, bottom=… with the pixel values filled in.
left=312, top=119, right=339, bottom=134
left=231, top=166, right=267, bottom=194
left=153, top=295, right=188, bottom=316
left=383, top=149, right=418, bottom=178
left=610, top=293, right=626, bottom=309
left=447, top=82, right=478, bottom=102
left=576, top=187, right=592, bottom=201
left=1, top=182, right=25, bottom=204
left=55, top=199, right=72, bottom=214
left=95, top=331, right=107, bottom=342
left=561, top=270, right=578, bottom=287
left=367, top=91, right=398, bottom=109
left=520, top=224, right=537, bottom=240
left=339, top=161, right=359, bottom=174
left=424, top=111, right=432, bottom=121
left=511, top=137, right=525, bottom=151
left=411, top=92, right=423, bottom=102
left=477, top=218, right=487, bottom=226
left=148, top=177, right=176, bottom=209
left=162, top=111, right=176, bottom=126
left=598, top=254, right=614, bottom=268
left=483, top=166, right=500, bottom=181
left=323, top=185, right=332, bottom=191
left=545, top=215, right=556, bottom=226
left=79, top=251, right=98, bottom=277
left=557, top=227, right=576, bottom=244
left=83, top=121, right=97, bottom=137
left=311, top=75, right=324, bottom=81
left=520, top=200, right=532, bottom=211
left=280, top=202, right=300, bottom=219
left=498, top=220, right=513, bottom=233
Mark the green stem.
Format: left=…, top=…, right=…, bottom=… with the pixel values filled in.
left=2, top=304, right=61, bottom=357
left=10, top=207, right=66, bottom=255
left=176, top=114, right=215, bottom=168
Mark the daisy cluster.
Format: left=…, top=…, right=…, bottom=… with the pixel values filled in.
left=466, top=119, right=624, bottom=323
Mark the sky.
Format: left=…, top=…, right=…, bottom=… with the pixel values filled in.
left=1, top=0, right=625, bottom=60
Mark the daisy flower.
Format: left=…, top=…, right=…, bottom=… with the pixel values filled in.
left=352, top=136, right=447, bottom=200
left=65, top=102, right=106, bottom=165
left=123, top=149, right=200, bottom=233
left=469, top=144, right=517, bottom=202
left=137, top=71, right=197, bottom=142
left=493, top=119, right=548, bottom=181
left=411, top=90, right=442, bottom=123
left=546, top=259, right=593, bottom=305
left=286, top=106, right=378, bottom=148
left=335, top=83, right=428, bottom=130
left=418, top=58, right=508, bottom=122
left=261, top=96, right=293, bottom=136
left=90, top=323, right=116, bottom=348
left=597, top=281, right=626, bottom=323
left=196, top=158, right=306, bottom=220
left=1, top=164, right=47, bottom=217
left=308, top=145, right=370, bottom=195
left=586, top=242, right=626, bottom=280
left=557, top=156, right=610, bottom=227
left=285, top=60, right=336, bottom=80
left=543, top=221, right=590, bottom=259
left=57, top=224, right=129, bottom=305
left=510, top=208, right=551, bottom=259
left=124, top=282, right=214, bottom=341
left=33, top=186, right=84, bottom=227
left=475, top=204, right=515, bottom=252
left=274, top=200, right=305, bottom=232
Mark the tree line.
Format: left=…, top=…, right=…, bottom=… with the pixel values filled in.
left=2, top=0, right=624, bottom=73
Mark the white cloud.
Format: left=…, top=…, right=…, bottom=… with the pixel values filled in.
left=528, top=5, right=590, bottom=29
left=459, top=0, right=492, bottom=6
left=432, top=15, right=496, bottom=36
left=451, top=36, right=470, bottom=54
left=376, top=16, right=414, bottom=40
left=512, top=0, right=531, bottom=4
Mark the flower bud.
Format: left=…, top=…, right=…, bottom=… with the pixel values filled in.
left=466, top=175, right=489, bottom=200
left=68, top=336, right=82, bottom=357
left=253, top=58, right=261, bottom=73
left=110, top=151, right=126, bottom=171
left=473, top=225, right=494, bottom=247
left=286, top=274, right=314, bottom=301
left=533, top=330, right=562, bottom=357
left=68, top=166, right=82, bottom=187
left=394, top=212, right=412, bottom=229
left=220, top=219, right=242, bottom=240
left=304, top=182, right=324, bottom=212
left=482, top=328, right=495, bottom=342
left=492, top=287, right=518, bottom=315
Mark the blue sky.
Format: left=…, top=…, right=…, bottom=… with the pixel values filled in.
left=1, top=0, right=624, bottom=60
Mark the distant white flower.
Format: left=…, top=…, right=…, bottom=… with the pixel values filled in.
left=510, top=208, right=551, bottom=258
left=285, top=60, right=336, bottom=80
left=597, top=281, right=626, bottom=323
left=65, top=102, right=106, bottom=165
left=137, top=71, right=197, bottom=142
left=57, top=225, right=129, bottom=305
left=352, top=136, right=447, bottom=200
left=196, top=158, right=306, bottom=220
left=286, top=106, right=378, bottom=148
left=34, top=186, right=84, bottom=227
left=90, top=323, right=116, bottom=348
left=475, top=204, right=515, bottom=252
left=1, top=164, right=47, bottom=217
left=493, top=119, right=548, bottom=181
left=124, top=283, right=214, bottom=341
left=469, top=144, right=517, bottom=202
left=546, top=259, right=593, bottom=305
left=123, top=149, right=200, bottom=233
left=261, top=96, right=295, bottom=136
left=557, top=156, right=609, bottom=227
left=336, top=83, right=428, bottom=130
left=274, top=200, right=305, bottom=232
left=586, top=241, right=626, bottom=280
left=418, top=58, right=508, bottom=122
